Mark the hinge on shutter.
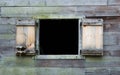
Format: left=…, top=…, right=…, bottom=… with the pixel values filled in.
left=81, top=19, right=103, bottom=56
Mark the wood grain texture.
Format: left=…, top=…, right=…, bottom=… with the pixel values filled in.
left=82, top=19, right=103, bottom=50
left=0, top=18, right=16, bottom=25
left=16, top=26, right=35, bottom=49
left=108, top=0, right=120, bottom=5
left=46, top=0, right=107, bottom=6
left=0, top=34, right=15, bottom=40
left=0, top=0, right=107, bottom=6
left=1, top=6, right=120, bottom=17
left=16, top=26, right=25, bottom=45
left=26, top=26, right=35, bottom=49
left=1, top=7, right=76, bottom=17
left=0, top=25, right=15, bottom=34
left=76, top=6, right=120, bottom=16
left=0, top=0, right=45, bottom=6
left=16, top=19, right=35, bottom=25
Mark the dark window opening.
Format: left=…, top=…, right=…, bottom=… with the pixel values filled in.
left=40, top=19, right=78, bottom=55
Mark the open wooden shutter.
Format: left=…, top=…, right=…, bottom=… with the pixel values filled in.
left=16, top=19, right=35, bottom=53
left=81, top=19, right=103, bottom=56
left=16, top=26, right=35, bottom=48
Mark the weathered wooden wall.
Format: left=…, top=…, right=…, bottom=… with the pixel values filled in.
left=0, top=0, right=120, bottom=75
left=84, top=17, right=120, bottom=75
left=0, top=0, right=120, bottom=17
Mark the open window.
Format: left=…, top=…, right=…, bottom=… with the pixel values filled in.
left=35, top=18, right=103, bottom=59
left=15, top=18, right=103, bottom=57
left=39, top=19, right=79, bottom=55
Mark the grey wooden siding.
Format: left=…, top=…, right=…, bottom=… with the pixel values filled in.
left=0, top=0, right=120, bottom=75
left=0, top=0, right=107, bottom=6
left=0, top=0, right=120, bottom=17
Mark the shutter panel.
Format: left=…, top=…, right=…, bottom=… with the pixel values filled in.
left=16, top=26, right=35, bottom=47
left=16, top=19, right=36, bottom=55
left=81, top=19, right=103, bottom=56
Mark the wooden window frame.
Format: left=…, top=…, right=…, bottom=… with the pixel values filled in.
left=35, top=18, right=83, bottom=59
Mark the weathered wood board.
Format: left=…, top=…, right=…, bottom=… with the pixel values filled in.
left=0, top=0, right=107, bottom=6
left=1, top=6, right=120, bottom=17
left=81, top=19, right=103, bottom=56
left=108, top=0, right=120, bottom=5
left=16, top=26, right=35, bottom=50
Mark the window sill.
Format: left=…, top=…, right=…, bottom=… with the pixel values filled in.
left=34, top=55, right=85, bottom=59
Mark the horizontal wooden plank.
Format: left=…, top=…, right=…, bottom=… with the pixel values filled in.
left=0, top=18, right=16, bottom=25
left=0, top=67, right=85, bottom=75
left=103, top=34, right=117, bottom=45
left=104, top=17, right=120, bottom=32
left=1, top=6, right=120, bottom=17
left=104, top=17, right=120, bottom=23
left=9, top=40, right=16, bottom=46
left=0, top=40, right=15, bottom=47
left=76, top=6, right=120, bottom=16
left=86, top=67, right=120, bottom=73
left=86, top=61, right=120, bottom=68
left=36, top=68, right=85, bottom=75
left=104, top=22, right=120, bottom=32
left=0, top=0, right=108, bottom=6
left=1, top=7, right=76, bottom=17
left=82, top=19, right=103, bottom=25
left=33, top=14, right=84, bottom=19
left=104, top=45, right=120, bottom=51
left=0, top=46, right=15, bottom=52
left=46, top=0, right=107, bottom=6
left=81, top=50, right=103, bottom=56
left=99, top=50, right=120, bottom=56
left=85, top=71, right=110, bottom=75
left=85, top=56, right=120, bottom=62
left=103, top=31, right=117, bottom=46
left=35, top=55, right=84, bottom=59
left=0, top=0, right=45, bottom=6
left=0, top=34, right=15, bottom=40
left=0, top=40, right=10, bottom=46
left=36, top=59, right=84, bottom=68
left=104, top=32, right=120, bottom=45
left=103, top=32, right=120, bottom=51
left=0, top=25, right=15, bottom=34
left=110, top=50, right=120, bottom=57
left=16, top=19, right=35, bottom=25
left=108, top=0, right=120, bottom=5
